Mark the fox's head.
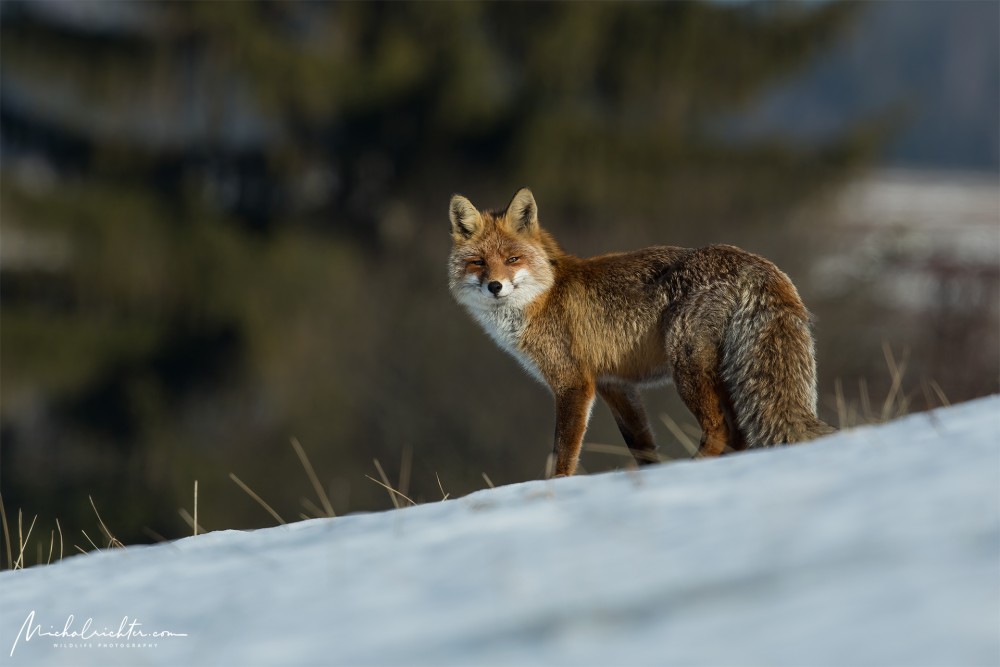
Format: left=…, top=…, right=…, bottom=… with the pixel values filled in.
left=448, top=188, right=557, bottom=312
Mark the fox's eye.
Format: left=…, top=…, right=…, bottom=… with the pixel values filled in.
left=469, top=259, right=485, bottom=267
left=506, top=256, right=520, bottom=264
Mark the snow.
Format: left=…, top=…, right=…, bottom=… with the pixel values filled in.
left=2, top=396, right=999, bottom=666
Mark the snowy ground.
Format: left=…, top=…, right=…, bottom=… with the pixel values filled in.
left=2, top=396, right=998, bottom=666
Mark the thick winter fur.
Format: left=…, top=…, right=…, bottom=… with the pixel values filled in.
left=449, top=188, right=835, bottom=477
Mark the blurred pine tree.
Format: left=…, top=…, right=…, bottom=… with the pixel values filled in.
left=1, top=1, right=885, bottom=554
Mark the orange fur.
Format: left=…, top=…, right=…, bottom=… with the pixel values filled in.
left=449, top=188, right=834, bottom=477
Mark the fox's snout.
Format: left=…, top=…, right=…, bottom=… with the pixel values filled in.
left=481, top=278, right=512, bottom=299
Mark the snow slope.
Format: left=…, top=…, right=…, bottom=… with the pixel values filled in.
left=2, top=397, right=998, bottom=666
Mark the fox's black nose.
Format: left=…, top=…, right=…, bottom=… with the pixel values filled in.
left=487, top=281, right=503, bottom=295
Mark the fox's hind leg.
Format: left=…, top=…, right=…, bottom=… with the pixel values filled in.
left=598, top=384, right=659, bottom=466
left=721, top=388, right=747, bottom=452
left=672, top=346, right=737, bottom=458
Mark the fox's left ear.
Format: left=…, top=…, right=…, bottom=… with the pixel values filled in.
left=507, top=187, right=538, bottom=234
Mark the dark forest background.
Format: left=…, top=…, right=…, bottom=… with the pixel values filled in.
left=2, top=1, right=997, bottom=560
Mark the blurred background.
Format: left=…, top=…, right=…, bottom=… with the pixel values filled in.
left=1, top=1, right=997, bottom=560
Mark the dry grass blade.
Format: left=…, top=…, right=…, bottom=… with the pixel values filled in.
left=74, top=545, right=87, bottom=556
left=681, top=423, right=702, bottom=439
left=178, top=509, right=206, bottom=535
left=364, top=474, right=416, bottom=507
left=89, top=496, right=125, bottom=549
left=0, top=492, right=11, bottom=570
left=544, top=452, right=556, bottom=480
left=193, top=480, right=199, bottom=537
left=141, top=527, right=168, bottom=543
left=583, top=442, right=636, bottom=458
left=301, top=497, right=325, bottom=518
left=880, top=342, right=910, bottom=422
left=372, top=459, right=400, bottom=509
left=56, top=518, right=64, bottom=561
left=929, top=380, right=951, bottom=408
left=660, top=412, right=699, bottom=457
left=398, top=444, right=413, bottom=503
left=229, top=473, right=286, bottom=525
left=435, top=473, right=450, bottom=501
left=859, top=378, right=873, bottom=423
left=834, top=378, right=847, bottom=429
left=47, top=530, right=55, bottom=565
left=897, top=386, right=915, bottom=420
left=290, top=437, right=335, bottom=517
left=80, top=528, right=100, bottom=552
left=14, top=514, right=38, bottom=569
left=894, top=353, right=913, bottom=418
left=481, top=472, right=495, bottom=489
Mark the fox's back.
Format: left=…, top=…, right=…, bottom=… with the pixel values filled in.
left=524, top=246, right=689, bottom=383
left=525, top=244, right=809, bottom=382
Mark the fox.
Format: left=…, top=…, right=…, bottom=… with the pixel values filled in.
left=448, top=187, right=835, bottom=478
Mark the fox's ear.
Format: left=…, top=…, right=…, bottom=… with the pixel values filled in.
left=507, top=187, right=538, bottom=234
left=449, top=194, right=481, bottom=239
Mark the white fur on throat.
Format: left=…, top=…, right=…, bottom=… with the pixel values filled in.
left=453, top=269, right=549, bottom=385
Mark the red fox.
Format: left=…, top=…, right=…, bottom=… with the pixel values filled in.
left=449, top=188, right=835, bottom=477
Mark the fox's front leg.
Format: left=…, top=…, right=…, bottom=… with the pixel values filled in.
left=551, top=382, right=596, bottom=477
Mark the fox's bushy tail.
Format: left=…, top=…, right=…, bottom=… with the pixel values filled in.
left=720, top=267, right=836, bottom=447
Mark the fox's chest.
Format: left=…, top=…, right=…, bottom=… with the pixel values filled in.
left=468, top=305, right=546, bottom=385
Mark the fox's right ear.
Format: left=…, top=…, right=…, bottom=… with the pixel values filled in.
left=449, top=194, right=481, bottom=239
